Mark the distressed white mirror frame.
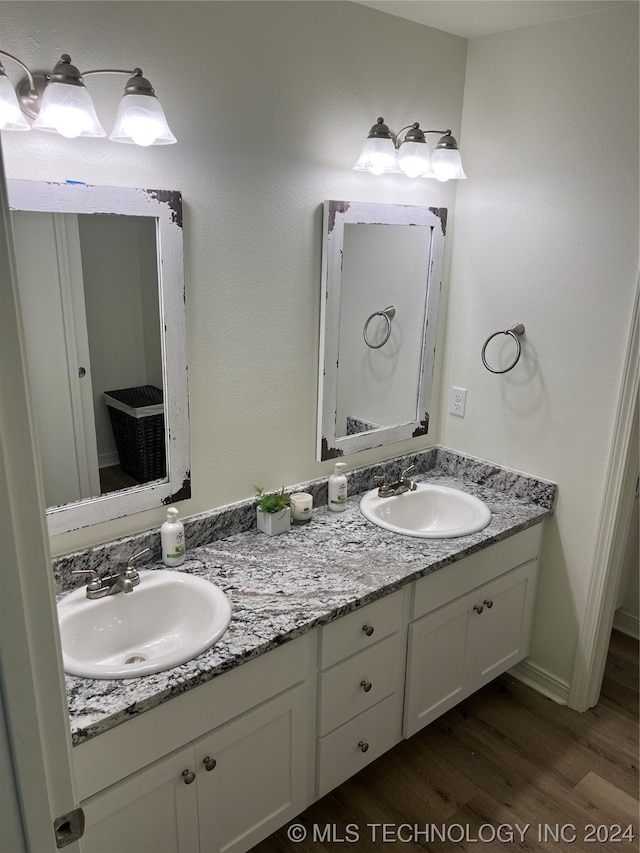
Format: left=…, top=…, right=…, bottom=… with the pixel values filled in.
left=316, top=200, right=446, bottom=460
left=7, top=179, right=190, bottom=535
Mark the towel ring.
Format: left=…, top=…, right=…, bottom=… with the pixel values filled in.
left=363, top=306, right=396, bottom=349
left=481, top=323, right=525, bottom=374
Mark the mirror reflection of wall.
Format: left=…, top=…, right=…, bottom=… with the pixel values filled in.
left=12, top=211, right=161, bottom=507
left=317, top=200, right=446, bottom=461
left=337, top=223, right=432, bottom=437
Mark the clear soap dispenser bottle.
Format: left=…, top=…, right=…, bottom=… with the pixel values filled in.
left=328, top=462, right=347, bottom=512
left=161, top=506, right=185, bottom=566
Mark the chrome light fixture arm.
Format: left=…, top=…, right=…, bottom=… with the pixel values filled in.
left=0, top=49, right=36, bottom=94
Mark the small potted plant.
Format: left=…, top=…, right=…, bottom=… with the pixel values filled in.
left=255, top=486, right=291, bottom=536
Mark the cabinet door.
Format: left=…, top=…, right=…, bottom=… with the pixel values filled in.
left=404, top=560, right=538, bottom=739
left=195, top=682, right=309, bottom=853
left=466, top=560, right=537, bottom=692
left=404, top=594, right=472, bottom=737
left=80, top=745, right=199, bottom=853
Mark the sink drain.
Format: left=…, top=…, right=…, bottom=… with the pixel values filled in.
left=124, top=654, right=146, bottom=665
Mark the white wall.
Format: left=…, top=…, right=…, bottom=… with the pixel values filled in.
left=3, top=1, right=638, bottom=696
left=1, top=0, right=466, bottom=554
left=441, top=4, right=639, bottom=690
left=79, top=214, right=161, bottom=460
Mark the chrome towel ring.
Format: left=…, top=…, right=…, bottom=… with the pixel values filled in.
left=363, top=305, right=396, bottom=349
left=481, top=323, right=525, bottom=374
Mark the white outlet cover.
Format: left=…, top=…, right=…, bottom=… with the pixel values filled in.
left=450, top=386, right=467, bottom=417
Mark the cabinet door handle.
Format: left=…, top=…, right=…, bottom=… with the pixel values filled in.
left=484, top=599, right=494, bottom=609
left=203, top=756, right=217, bottom=771
left=360, top=679, right=372, bottom=693
left=182, top=769, right=196, bottom=785
left=362, top=624, right=374, bottom=637
left=358, top=741, right=369, bottom=753
left=473, top=604, right=484, bottom=614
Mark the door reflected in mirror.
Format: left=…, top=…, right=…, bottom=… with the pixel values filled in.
left=12, top=211, right=163, bottom=507
left=317, top=201, right=446, bottom=460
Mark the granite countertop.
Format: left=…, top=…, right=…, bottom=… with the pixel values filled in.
left=64, top=465, right=554, bottom=747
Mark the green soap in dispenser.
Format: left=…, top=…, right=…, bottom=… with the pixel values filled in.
left=328, top=462, right=347, bottom=512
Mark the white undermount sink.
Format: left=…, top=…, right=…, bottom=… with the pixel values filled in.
left=360, top=482, right=491, bottom=539
left=57, top=570, right=232, bottom=679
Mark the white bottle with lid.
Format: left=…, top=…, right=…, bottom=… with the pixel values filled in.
left=161, top=506, right=185, bottom=566
left=328, top=462, right=347, bottom=512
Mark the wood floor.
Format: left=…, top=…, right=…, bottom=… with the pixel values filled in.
left=99, top=464, right=139, bottom=494
left=254, top=630, right=639, bottom=853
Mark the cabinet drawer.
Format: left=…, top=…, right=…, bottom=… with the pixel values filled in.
left=320, top=589, right=403, bottom=669
left=413, top=525, right=542, bottom=619
left=317, top=693, right=402, bottom=798
left=318, top=634, right=402, bottom=735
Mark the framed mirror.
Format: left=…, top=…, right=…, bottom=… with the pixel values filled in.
left=316, top=200, right=446, bottom=460
left=7, top=180, right=190, bottom=535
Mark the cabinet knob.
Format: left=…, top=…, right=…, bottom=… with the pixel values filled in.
left=362, top=624, right=374, bottom=637
left=360, top=679, right=372, bottom=693
left=203, top=756, right=217, bottom=771
left=473, top=604, right=484, bottom=614
left=484, top=599, right=494, bottom=609
left=358, top=741, right=369, bottom=753
left=182, top=769, right=196, bottom=785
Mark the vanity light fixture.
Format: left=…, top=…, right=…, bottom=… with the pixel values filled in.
left=354, top=117, right=465, bottom=181
left=0, top=50, right=176, bottom=145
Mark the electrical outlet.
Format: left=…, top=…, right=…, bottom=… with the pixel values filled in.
left=450, top=386, right=467, bottom=417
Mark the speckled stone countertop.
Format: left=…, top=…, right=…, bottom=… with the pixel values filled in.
left=57, top=448, right=556, bottom=747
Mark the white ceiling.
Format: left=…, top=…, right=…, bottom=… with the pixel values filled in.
left=354, top=0, right=632, bottom=39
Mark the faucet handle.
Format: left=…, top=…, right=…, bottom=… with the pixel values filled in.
left=72, top=569, right=103, bottom=592
left=374, top=475, right=394, bottom=497
left=127, top=547, right=151, bottom=570
left=400, top=465, right=415, bottom=480
left=125, top=547, right=150, bottom=583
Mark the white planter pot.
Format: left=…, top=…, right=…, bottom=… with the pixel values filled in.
left=256, top=507, right=291, bottom=536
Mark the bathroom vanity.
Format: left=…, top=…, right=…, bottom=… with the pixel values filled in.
left=59, top=453, right=554, bottom=853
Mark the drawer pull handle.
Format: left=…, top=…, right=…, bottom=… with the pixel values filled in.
left=358, top=741, right=369, bottom=753
left=484, top=599, right=494, bottom=609
left=182, top=769, right=196, bottom=785
left=362, top=625, right=374, bottom=637
left=203, top=756, right=217, bottom=771
left=473, top=604, right=484, bottom=614
left=360, top=679, right=372, bottom=693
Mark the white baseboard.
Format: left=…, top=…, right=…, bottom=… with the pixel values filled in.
left=613, top=609, right=640, bottom=640
left=508, top=659, right=571, bottom=706
left=98, top=451, right=120, bottom=469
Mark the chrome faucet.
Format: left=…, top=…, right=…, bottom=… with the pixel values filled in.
left=376, top=465, right=418, bottom=498
left=72, top=548, right=150, bottom=600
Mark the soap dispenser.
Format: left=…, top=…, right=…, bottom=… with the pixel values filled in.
left=328, top=462, right=347, bottom=512
left=161, top=506, right=185, bottom=566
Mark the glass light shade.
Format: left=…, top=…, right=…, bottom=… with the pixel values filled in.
left=397, top=141, right=433, bottom=178
left=32, top=81, right=106, bottom=138
left=431, top=147, right=466, bottom=182
left=0, top=75, right=30, bottom=130
left=110, top=94, right=176, bottom=146
left=353, top=136, right=397, bottom=175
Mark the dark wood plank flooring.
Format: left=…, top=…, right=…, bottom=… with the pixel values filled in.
left=99, top=464, right=138, bottom=494
left=253, top=630, right=639, bottom=852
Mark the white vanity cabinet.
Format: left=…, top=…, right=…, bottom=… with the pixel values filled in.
left=316, top=589, right=407, bottom=797
left=76, top=635, right=315, bottom=853
left=404, top=526, right=541, bottom=738
left=73, top=522, right=546, bottom=852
